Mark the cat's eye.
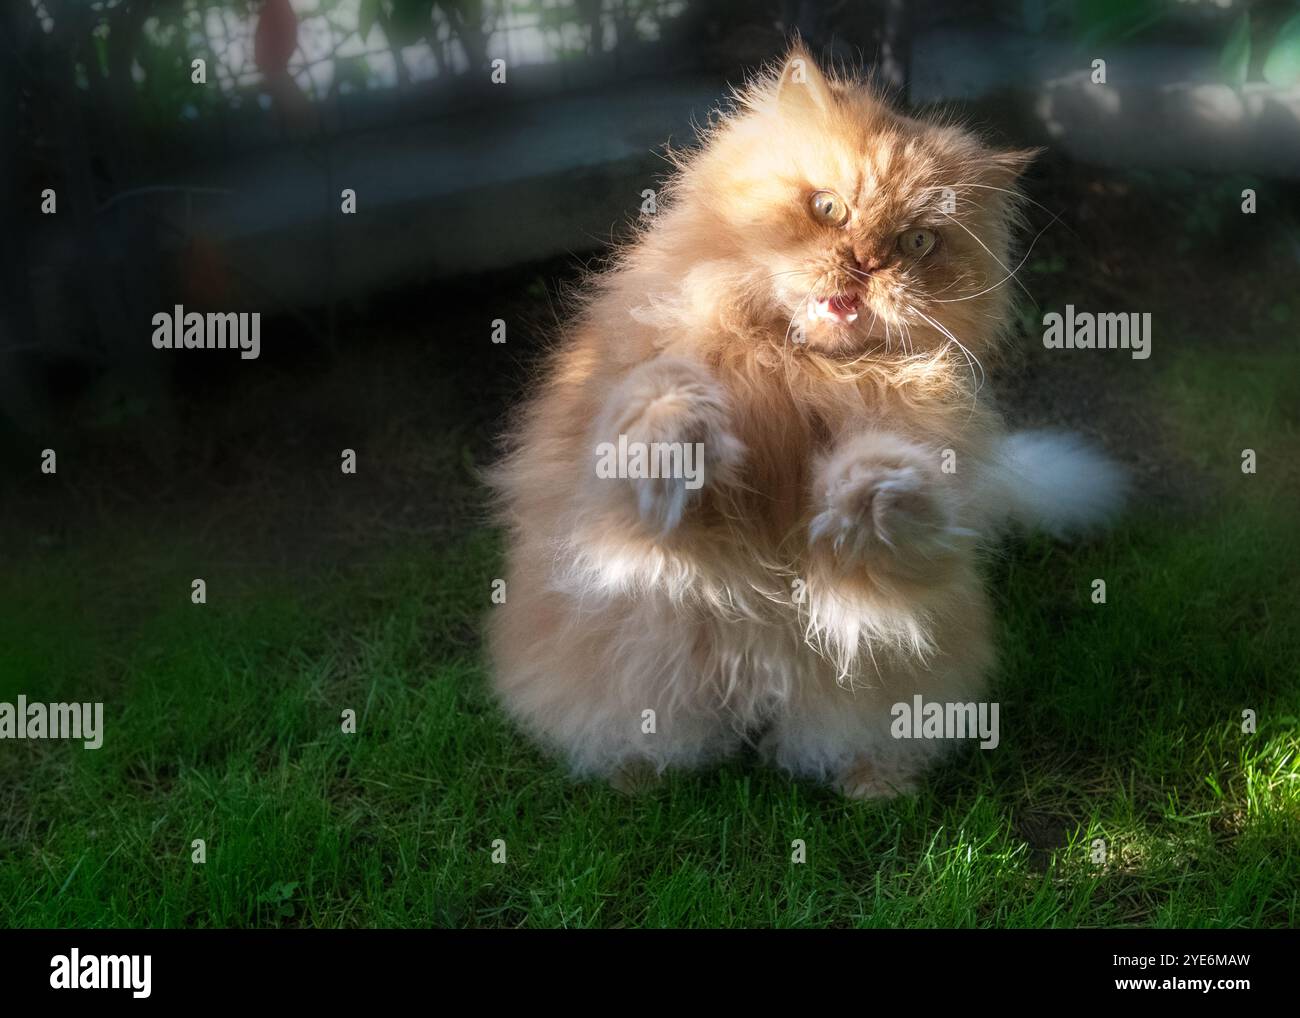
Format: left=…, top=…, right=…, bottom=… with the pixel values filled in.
left=809, top=190, right=850, bottom=227
left=898, top=228, right=938, bottom=257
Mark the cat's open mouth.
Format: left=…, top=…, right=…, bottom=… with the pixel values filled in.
left=808, top=293, right=861, bottom=324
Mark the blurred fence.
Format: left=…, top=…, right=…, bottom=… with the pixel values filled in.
left=3, top=0, right=1297, bottom=430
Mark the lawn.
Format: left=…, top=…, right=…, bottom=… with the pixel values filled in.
left=1, top=166, right=1297, bottom=928
left=1, top=341, right=1293, bottom=928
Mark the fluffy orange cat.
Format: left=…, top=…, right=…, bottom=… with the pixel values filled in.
left=487, top=45, right=1124, bottom=798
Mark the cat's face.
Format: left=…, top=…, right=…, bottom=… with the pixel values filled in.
left=674, top=48, right=1033, bottom=357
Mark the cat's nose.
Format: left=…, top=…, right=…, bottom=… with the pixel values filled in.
left=850, top=244, right=887, bottom=275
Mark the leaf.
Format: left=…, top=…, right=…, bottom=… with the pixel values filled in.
left=386, top=0, right=434, bottom=46
left=1262, top=12, right=1300, bottom=87
left=1074, top=0, right=1167, bottom=49
left=358, top=0, right=383, bottom=43
left=256, top=881, right=299, bottom=905
left=1218, top=12, right=1250, bottom=87
left=332, top=55, right=373, bottom=93
left=93, top=32, right=110, bottom=79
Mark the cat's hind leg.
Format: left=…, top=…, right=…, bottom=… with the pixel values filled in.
left=488, top=568, right=742, bottom=787
left=763, top=573, right=996, bottom=800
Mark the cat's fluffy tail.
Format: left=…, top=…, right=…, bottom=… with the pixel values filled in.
left=989, top=430, right=1129, bottom=538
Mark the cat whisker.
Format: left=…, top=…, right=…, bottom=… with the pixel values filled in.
left=928, top=270, right=976, bottom=298
left=910, top=304, right=985, bottom=396
left=927, top=182, right=1078, bottom=240
left=933, top=208, right=1061, bottom=305
left=935, top=211, right=1035, bottom=302
left=783, top=271, right=827, bottom=351
left=760, top=268, right=816, bottom=283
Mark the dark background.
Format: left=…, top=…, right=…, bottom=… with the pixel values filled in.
left=3, top=0, right=1298, bottom=539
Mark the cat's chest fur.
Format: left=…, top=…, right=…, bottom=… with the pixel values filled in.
left=717, top=358, right=990, bottom=537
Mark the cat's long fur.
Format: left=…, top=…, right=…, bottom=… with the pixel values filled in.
left=487, top=45, right=1125, bottom=798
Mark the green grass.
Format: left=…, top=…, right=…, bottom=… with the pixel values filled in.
left=1, top=351, right=1296, bottom=928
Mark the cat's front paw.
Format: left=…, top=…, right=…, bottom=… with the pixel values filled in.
left=809, top=433, right=964, bottom=574
left=594, top=357, right=745, bottom=534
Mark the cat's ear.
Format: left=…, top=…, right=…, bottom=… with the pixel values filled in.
left=775, top=43, right=835, bottom=118
left=985, top=147, right=1042, bottom=185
